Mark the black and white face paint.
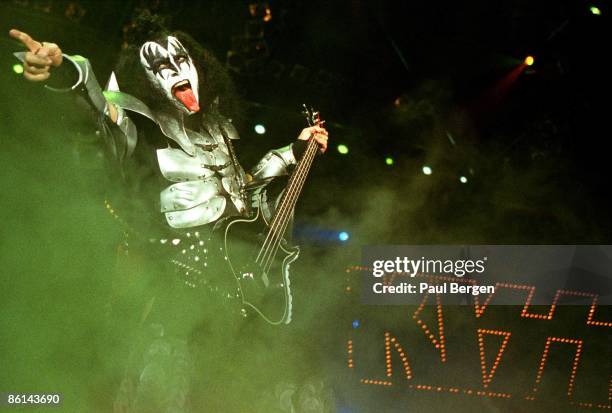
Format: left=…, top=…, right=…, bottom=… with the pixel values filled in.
left=139, top=36, right=200, bottom=114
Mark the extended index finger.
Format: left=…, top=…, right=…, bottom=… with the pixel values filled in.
left=9, top=29, right=42, bottom=52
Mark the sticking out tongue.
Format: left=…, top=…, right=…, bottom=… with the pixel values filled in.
left=173, top=85, right=200, bottom=112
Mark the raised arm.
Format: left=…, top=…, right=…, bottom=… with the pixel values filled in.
left=9, top=29, right=117, bottom=118
left=9, top=29, right=138, bottom=162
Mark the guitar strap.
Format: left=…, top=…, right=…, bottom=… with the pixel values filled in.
left=220, top=125, right=251, bottom=215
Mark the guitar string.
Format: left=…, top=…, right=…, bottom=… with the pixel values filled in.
left=256, top=137, right=318, bottom=269
left=256, top=139, right=316, bottom=269
left=255, top=117, right=318, bottom=262
left=253, top=155, right=302, bottom=264
left=259, top=118, right=322, bottom=267
left=254, top=152, right=304, bottom=264
left=255, top=116, right=319, bottom=264
left=261, top=143, right=318, bottom=274
left=260, top=139, right=319, bottom=273
left=262, top=141, right=318, bottom=272
left=258, top=137, right=318, bottom=267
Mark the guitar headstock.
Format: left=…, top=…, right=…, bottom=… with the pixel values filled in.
left=302, top=104, right=325, bottom=128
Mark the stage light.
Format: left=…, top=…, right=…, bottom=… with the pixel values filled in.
left=589, top=6, right=601, bottom=15
left=339, top=231, right=350, bottom=241
left=459, top=176, right=468, bottom=183
left=337, top=144, right=349, bottom=154
left=385, top=157, right=394, bottom=166
left=524, top=56, right=534, bottom=66
left=352, top=320, right=360, bottom=329
left=254, top=124, right=266, bottom=134
left=422, top=165, right=432, bottom=175
left=12, top=63, right=23, bottom=74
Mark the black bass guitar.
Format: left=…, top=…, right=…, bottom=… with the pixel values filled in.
left=222, top=105, right=324, bottom=325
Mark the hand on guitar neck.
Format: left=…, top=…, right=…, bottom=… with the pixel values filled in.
left=296, top=105, right=328, bottom=154
left=296, top=125, right=328, bottom=154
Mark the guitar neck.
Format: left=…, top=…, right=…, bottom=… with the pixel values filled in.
left=290, top=138, right=319, bottom=201
left=269, top=137, right=319, bottom=231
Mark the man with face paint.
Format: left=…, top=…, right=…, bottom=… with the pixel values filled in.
left=9, top=28, right=328, bottom=226
left=141, top=35, right=202, bottom=113
left=9, top=13, right=334, bottom=413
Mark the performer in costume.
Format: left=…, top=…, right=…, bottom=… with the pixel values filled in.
left=10, top=12, right=332, bottom=413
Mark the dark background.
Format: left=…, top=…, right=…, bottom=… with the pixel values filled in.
left=0, top=1, right=610, bottom=412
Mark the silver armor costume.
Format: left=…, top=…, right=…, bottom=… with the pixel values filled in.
left=14, top=53, right=298, bottom=229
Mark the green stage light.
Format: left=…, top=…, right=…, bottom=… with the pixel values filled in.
left=385, top=157, right=394, bottom=166
left=590, top=6, right=601, bottom=15
left=13, top=63, right=24, bottom=74
left=337, top=144, right=349, bottom=154
left=459, top=176, right=468, bottom=183
left=422, top=165, right=432, bottom=175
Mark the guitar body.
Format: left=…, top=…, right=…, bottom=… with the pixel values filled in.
left=223, top=203, right=298, bottom=325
